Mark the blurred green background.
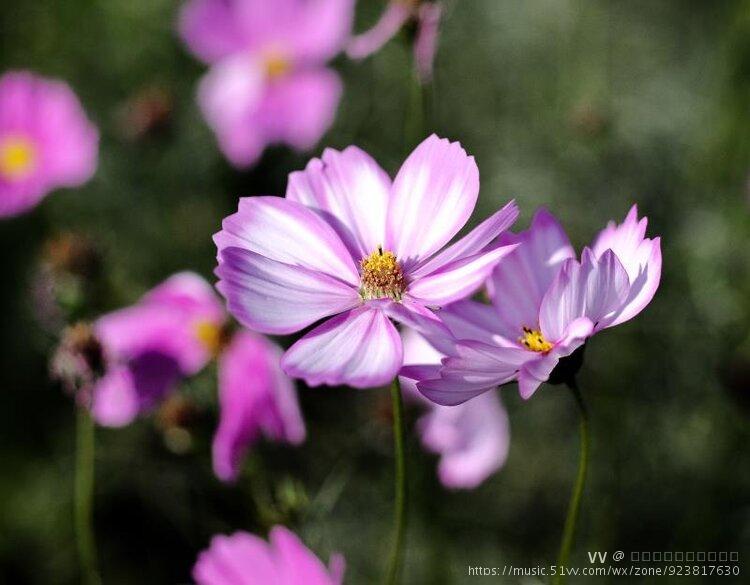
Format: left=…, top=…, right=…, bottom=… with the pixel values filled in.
left=1, top=0, right=749, bottom=583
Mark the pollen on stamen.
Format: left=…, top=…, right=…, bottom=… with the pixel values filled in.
left=520, top=326, right=553, bottom=353
left=359, top=246, right=406, bottom=301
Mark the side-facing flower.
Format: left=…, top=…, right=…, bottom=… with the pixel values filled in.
left=347, top=1, right=443, bottom=83
left=414, top=205, right=662, bottom=405
left=0, top=71, right=98, bottom=217
left=214, top=330, right=306, bottom=482
left=400, top=328, right=510, bottom=489
left=178, top=0, right=354, bottom=168
left=90, top=272, right=225, bottom=426
left=215, top=134, right=519, bottom=389
left=193, top=526, right=345, bottom=585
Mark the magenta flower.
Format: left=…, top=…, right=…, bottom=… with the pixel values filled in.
left=178, top=0, right=354, bottom=168
left=193, top=526, right=345, bottom=585
left=413, top=206, right=662, bottom=405
left=214, top=330, right=306, bottom=482
left=347, top=1, right=443, bottom=83
left=215, top=134, right=519, bottom=388
left=0, top=71, right=98, bottom=217
left=401, top=328, right=509, bottom=489
left=90, top=272, right=225, bottom=426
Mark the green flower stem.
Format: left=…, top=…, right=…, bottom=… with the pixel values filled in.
left=75, top=407, right=100, bottom=585
left=553, top=380, right=590, bottom=585
left=385, top=377, right=407, bottom=585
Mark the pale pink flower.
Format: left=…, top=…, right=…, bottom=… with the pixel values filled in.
left=179, top=0, right=354, bottom=167
left=215, top=134, right=519, bottom=388
left=410, top=206, right=662, bottom=404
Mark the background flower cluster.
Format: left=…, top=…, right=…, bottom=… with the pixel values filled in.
left=1, top=0, right=749, bottom=583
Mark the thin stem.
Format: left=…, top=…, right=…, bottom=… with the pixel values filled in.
left=553, top=380, right=589, bottom=585
left=385, top=377, right=407, bottom=585
left=75, top=407, right=100, bottom=585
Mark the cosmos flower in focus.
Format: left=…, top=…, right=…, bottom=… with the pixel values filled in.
left=412, top=206, right=662, bottom=405
left=178, top=0, right=354, bottom=168
left=215, top=134, right=519, bottom=389
left=0, top=71, right=98, bottom=217
left=193, top=526, right=345, bottom=585
left=400, top=328, right=509, bottom=490
left=347, top=1, right=443, bottom=83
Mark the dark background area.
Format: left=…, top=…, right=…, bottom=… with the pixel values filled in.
left=1, top=0, right=749, bottom=583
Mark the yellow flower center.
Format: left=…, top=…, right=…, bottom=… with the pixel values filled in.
left=360, top=246, right=406, bottom=300
left=520, top=327, right=553, bottom=353
left=194, top=320, right=228, bottom=356
left=263, top=49, right=291, bottom=80
left=0, top=135, right=37, bottom=181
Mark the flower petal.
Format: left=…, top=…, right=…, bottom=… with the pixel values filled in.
left=414, top=2, right=443, bottom=83
left=213, top=331, right=305, bottom=483
left=410, top=200, right=519, bottom=278
left=281, top=307, right=402, bottom=388
left=287, top=145, right=391, bottom=259
left=418, top=391, right=510, bottom=489
left=271, top=525, right=344, bottom=585
left=290, top=0, right=355, bottom=63
left=217, top=247, right=359, bottom=334
left=193, top=531, right=277, bottom=585
left=346, top=2, right=412, bottom=59
left=260, top=69, right=342, bottom=152
left=215, top=195, right=359, bottom=285
left=408, top=243, right=518, bottom=307
left=439, top=300, right=516, bottom=347
left=488, top=208, right=576, bottom=339
left=591, top=205, right=662, bottom=327
left=387, top=135, right=480, bottom=267
left=538, top=251, right=628, bottom=341
left=178, top=0, right=249, bottom=64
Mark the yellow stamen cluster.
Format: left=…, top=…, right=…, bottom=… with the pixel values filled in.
left=263, top=50, right=291, bottom=80
left=520, top=327, right=553, bottom=353
left=360, top=246, right=406, bottom=300
left=194, top=321, right=230, bottom=357
left=0, top=135, right=36, bottom=181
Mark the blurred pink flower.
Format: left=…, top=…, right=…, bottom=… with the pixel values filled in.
left=193, top=526, right=345, bottom=585
left=0, top=71, right=98, bottom=217
left=214, top=330, right=306, bottom=482
left=410, top=206, right=662, bottom=405
left=91, top=272, right=225, bottom=427
left=347, top=1, right=443, bottom=83
left=215, top=134, right=519, bottom=389
left=178, top=0, right=354, bottom=168
left=400, top=328, right=509, bottom=489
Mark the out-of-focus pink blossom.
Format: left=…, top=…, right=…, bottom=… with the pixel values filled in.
left=408, top=206, right=662, bottom=405
left=178, top=0, right=354, bottom=168
left=213, top=330, right=306, bottom=482
left=0, top=71, right=98, bottom=217
left=90, top=272, right=225, bottom=427
left=215, top=134, right=519, bottom=389
left=193, top=526, right=345, bottom=585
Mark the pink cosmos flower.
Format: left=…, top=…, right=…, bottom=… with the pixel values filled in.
left=214, top=329, right=306, bottom=482
left=0, top=71, right=98, bottom=217
left=193, top=526, right=345, bottom=585
left=91, top=272, right=225, bottom=427
left=90, top=272, right=305, bottom=480
left=347, top=1, right=443, bottom=83
left=400, top=328, right=510, bottom=489
left=178, top=0, right=354, bottom=168
left=214, top=134, right=519, bottom=389
left=411, top=205, right=662, bottom=405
